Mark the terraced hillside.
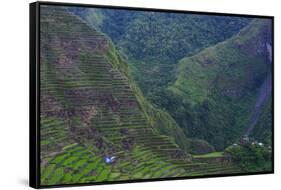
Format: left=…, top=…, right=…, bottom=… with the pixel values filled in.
left=69, top=6, right=257, bottom=151
left=40, top=5, right=244, bottom=186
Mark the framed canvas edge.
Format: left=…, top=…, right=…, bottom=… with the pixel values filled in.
left=30, top=1, right=41, bottom=189
left=29, top=1, right=275, bottom=189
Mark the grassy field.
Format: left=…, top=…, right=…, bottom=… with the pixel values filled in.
left=193, top=152, right=224, bottom=158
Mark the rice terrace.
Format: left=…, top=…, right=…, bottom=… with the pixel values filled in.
left=37, top=3, right=273, bottom=186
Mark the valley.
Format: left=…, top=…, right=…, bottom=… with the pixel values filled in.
left=39, top=5, right=273, bottom=186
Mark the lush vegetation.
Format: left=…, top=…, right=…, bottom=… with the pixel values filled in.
left=70, top=7, right=252, bottom=104
left=250, top=97, right=273, bottom=145
left=225, top=143, right=272, bottom=172
left=39, top=5, right=273, bottom=186
left=193, top=152, right=224, bottom=158
left=88, top=10, right=252, bottom=63
left=169, top=19, right=272, bottom=150
left=69, top=6, right=262, bottom=152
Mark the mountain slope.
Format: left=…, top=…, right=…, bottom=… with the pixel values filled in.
left=69, top=7, right=252, bottom=109
left=68, top=6, right=221, bottom=154
left=169, top=19, right=272, bottom=149
left=68, top=7, right=257, bottom=152
left=39, top=5, right=244, bottom=185
left=70, top=8, right=252, bottom=64
left=40, top=5, right=190, bottom=185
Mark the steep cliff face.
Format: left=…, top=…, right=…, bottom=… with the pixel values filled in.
left=169, top=19, right=272, bottom=149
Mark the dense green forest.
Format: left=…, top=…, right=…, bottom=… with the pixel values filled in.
left=70, top=8, right=252, bottom=97
left=39, top=5, right=273, bottom=186
left=225, top=140, right=272, bottom=172
left=70, top=8, right=272, bottom=150
left=169, top=19, right=272, bottom=149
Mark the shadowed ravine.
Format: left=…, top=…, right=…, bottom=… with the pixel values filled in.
left=245, top=43, right=272, bottom=136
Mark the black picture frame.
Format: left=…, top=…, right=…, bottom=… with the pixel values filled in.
left=30, top=1, right=274, bottom=189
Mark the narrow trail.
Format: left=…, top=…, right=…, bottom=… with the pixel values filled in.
left=245, top=42, right=272, bottom=136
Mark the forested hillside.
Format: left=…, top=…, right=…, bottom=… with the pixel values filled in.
left=70, top=8, right=272, bottom=151
left=39, top=5, right=273, bottom=186
left=69, top=7, right=252, bottom=100
left=169, top=19, right=272, bottom=149
left=71, top=7, right=255, bottom=153
left=40, top=6, right=254, bottom=185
